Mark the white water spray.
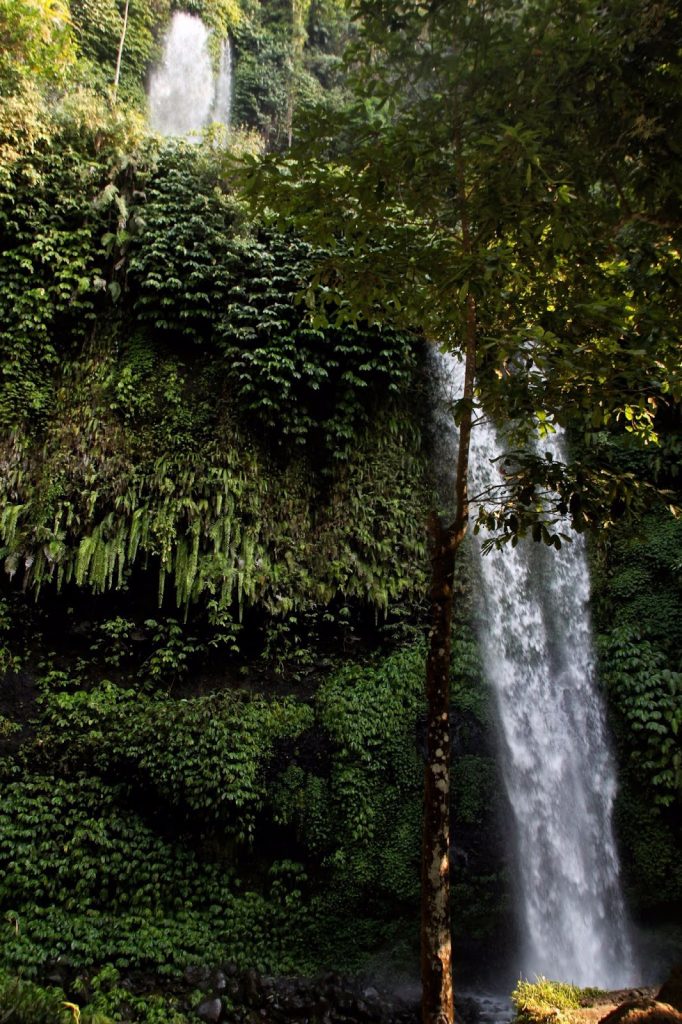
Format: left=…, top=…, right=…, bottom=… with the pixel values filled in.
left=213, top=36, right=233, bottom=127
left=436, top=352, right=636, bottom=988
left=148, top=12, right=232, bottom=138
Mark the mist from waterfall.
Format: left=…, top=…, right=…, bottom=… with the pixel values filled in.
left=148, top=12, right=232, bottom=138
left=436, top=352, right=636, bottom=988
left=213, top=34, right=233, bottom=126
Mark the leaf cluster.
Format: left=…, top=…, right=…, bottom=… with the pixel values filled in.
left=598, top=627, right=681, bottom=806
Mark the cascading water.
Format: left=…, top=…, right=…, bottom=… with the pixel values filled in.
left=213, top=36, right=233, bottom=126
left=148, top=12, right=232, bottom=138
left=436, top=352, right=636, bottom=988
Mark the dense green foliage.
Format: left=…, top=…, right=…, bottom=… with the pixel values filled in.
left=232, top=0, right=350, bottom=147
left=0, top=7, right=438, bottom=1003
left=242, top=0, right=681, bottom=545
left=0, top=966, right=111, bottom=1023
left=0, top=0, right=75, bottom=91
left=70, top=0, right=169, bottom=101
left=0, top=131, right=429, bottom=619
left=0, top=643, right=420, bottom=979
left=593, top=508, right=682, bottom=911
left=0, top=0, right=680, bottom=1017
left=0, top=584, right=508, bottom=1011
left=0, top=4, right=436, bottom=1010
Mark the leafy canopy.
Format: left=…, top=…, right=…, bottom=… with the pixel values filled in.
left=239, top=0, right=682, bottom=536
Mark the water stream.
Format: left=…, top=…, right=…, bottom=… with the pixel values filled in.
left=148, top=12, right=232, bottom=137
left=436, top=352, right=636, bottom=987
left=213, top=34, right=233, bottom=127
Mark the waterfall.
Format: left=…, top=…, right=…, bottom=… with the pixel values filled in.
left=436, top=352, right=636, bottom=988
left=213, top=37, right=233, bottom=126
left=148, top=12, right=232, bottom=138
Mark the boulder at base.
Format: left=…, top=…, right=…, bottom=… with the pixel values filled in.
left=598, top=998, right=682, bottom=1024
left=658, top=967, right=682, bottom=1013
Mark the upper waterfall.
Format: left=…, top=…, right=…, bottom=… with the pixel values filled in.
left=435, top=352, right=636, bottom=988
left=148, top=12, right=232, bottom=138
left=212, top=33, right=233, bottom=127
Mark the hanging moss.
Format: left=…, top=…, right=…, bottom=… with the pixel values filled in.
left=0, top=366, right=429, bottom=620
left=0, top=138, right=431, bottom=623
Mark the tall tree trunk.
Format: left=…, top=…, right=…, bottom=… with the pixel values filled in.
left=421, top=513, right=456, bottom=1024
left=421, top=98, right=476, bottom=1021
left=112, top=0, right=130, bottom=104
left=420, top=292, right=476, bottom=1024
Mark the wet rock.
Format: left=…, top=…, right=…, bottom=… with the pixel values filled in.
left=360, top=986, right=383, bottom=1020
left=658, top=967, right=682, bottom=1013
left=287, top=992, right=308, bottom=1014
left=174, top=964, right=426, bottom=1023
left=606, top=990, right=660, bottom=1008
left=185, top=965, right=212, bottom=992
left=314, top=994, right=332, bottom=1016
left=197, top=996, right=223, bottom=1023
left=598, top=998, right=682, bottom=1024
left=354, top=997, right=373, bottom=1020
left=212, top=970, right=227, bottom=992
left=226, top=979, right=241, bottom=1000
left=45, top=957, right=71, bottom=988
left=241, top=968, right=261, bottom=1007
